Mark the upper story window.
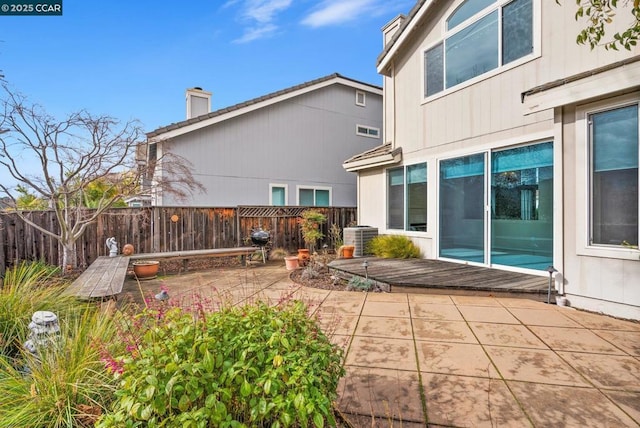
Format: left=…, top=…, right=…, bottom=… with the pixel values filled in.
left=147, top=142, right=157, bottom=163
left=356, top=90, right=366, bottom=106
left=425, top=0, right=533, bottom=97
left=356, top=125, right=380, bottom=138
left=447, top=0, right=496, bottom=30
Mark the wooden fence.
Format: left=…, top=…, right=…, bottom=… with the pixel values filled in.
left=0, top=206, right=357, bottom=274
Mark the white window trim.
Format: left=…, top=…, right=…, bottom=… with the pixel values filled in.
left=269, top=183, right=288, bottom=206
left=386, top=163, right=429, bottom=233
left=386, top=166, right=406, bottom=230
left=421, top=0, right=541, bottom=103
left=356, top=124, right=380, bottom=138
left=356, top=90, right=366, bottom=107
left=575, top=94, right=640, bottom=261
left=296, top=185, right=332, bottom=206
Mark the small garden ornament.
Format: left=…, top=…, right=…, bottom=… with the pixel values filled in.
left=106, top=237, right=118, bottom=257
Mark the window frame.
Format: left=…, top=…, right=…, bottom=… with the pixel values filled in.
left=355, top=90, right=366, bottom=107
left=575, top=95, right=640, bottom=261
left=269, top=183, right=288, bottom=206
left=588, top=103, right=639, bottom=249
left=296, top=186, right=332, bottom=207
left=386, top=163, right=429, bottom=232
left=422, top=0, right=540, bottom=101
left=356, top=124, right=380, bottom=138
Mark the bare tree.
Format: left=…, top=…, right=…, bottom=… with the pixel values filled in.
left=0, top=84, right=203, bottom=270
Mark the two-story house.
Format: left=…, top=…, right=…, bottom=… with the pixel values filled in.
left=343, top=0, right=640, bottom=319
left=145, top=73, right=383, bottom=207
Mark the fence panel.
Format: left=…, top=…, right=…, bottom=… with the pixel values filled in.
left=0, top=206, right=357, bottom=272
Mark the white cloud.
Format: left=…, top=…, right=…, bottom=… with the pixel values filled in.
left=233, top=24, right=278, bottom=43
left=242, top=0, right=291, bottom=23
left=228, top=0, right=292, bottom=43
left=301, top=0, right=377, bottom=28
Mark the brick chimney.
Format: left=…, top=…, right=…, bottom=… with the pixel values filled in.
left=186, top=87, right=212, bottom=119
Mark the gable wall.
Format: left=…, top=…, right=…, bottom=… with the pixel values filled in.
left=387, top=0, right=635, bottom=159
left=159, top=84, right=383, bottom=206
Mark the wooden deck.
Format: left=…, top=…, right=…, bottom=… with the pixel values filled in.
left=329, top=258, right=554, bottom=301
left=65, top=256, right=131, bottom=299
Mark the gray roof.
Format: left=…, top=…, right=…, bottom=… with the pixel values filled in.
left=342, top=142, right=403, bottom=172
left=147, top=73, right=382, bottom=138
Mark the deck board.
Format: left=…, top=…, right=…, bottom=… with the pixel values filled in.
left=329, top=258, right=552, bottom=301
left=66, top=256, right=131, bottom=299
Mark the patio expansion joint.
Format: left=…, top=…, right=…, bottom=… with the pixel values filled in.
left=496, top=312, right=640, bottom=423
left=339, top=291, right=370, bottom=369
left=407, top=292, right=429, bottom=426
left=455, top=303, right=539, bottom=427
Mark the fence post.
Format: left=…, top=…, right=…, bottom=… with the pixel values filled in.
left=236, top=207, right=241, bottom=247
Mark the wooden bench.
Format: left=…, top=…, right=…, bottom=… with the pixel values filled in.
left=129, top=246, right=257, bottom=270
left=66, top=247, right=257, bottom=299
left=65, top=255, right=131, bottom=299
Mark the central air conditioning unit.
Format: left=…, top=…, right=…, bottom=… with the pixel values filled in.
left=343, top=226, right=378, bottom=257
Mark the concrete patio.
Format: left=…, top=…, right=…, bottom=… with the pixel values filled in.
left=120, top=263, right=640, bottom=427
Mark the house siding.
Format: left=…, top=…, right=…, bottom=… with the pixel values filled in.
left=157, top=83, right=383, bottom=207
left=362, top=0, right=640, bottom=319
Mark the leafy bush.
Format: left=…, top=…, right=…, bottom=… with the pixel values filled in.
left=299, top=210, right=327, bottom=252
left=0, top=260, right=79, bottom=359
left=0, top=306, right=122, bottom=428
left=97, top=300, right=345, bottom=427
left=328, top=223, right=343, bottom=250
left=366, top=235, right=421, bottom=259
left=346, top=276, right=379, bottom=292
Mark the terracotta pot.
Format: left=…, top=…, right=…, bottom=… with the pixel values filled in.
left=132, top=261, right=159, bottom=280
left=341, top=245, right=355, bottom=259
left=284, top=256, right=299, bottom=271
left=297, top=248, right=310, bottom=266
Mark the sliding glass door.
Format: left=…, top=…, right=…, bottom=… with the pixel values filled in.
left=491, top=143, right=553, bottom=270
left=438, top=142, right=554, bottom=271
left=439, top=154, right=486, bottom=263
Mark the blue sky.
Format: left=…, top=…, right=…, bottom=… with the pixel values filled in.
left=1, top=0, right=412, bottom=132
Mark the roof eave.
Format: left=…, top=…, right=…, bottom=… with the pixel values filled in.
left=147, top=74, right=383, bottom=141
left=343, top=148, right=402, bottom=172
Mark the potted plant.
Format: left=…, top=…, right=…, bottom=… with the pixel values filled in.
left=298, top=209, right=327, bottom=255
left=284, top=255, right=299, bottom=271
left=132, top=260, right=160, bottom=280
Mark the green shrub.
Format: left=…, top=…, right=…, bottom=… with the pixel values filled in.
left=366, top=235, right=421, bottom=259
left=299, top=209, right=327, bottom=252
left=97, top=300, right=345, bottom=427
left=0, top=260, right=79, bottom=359
left=0, top=306, right=122, bottom=428
left=346, top=276, right=378, bottom=292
